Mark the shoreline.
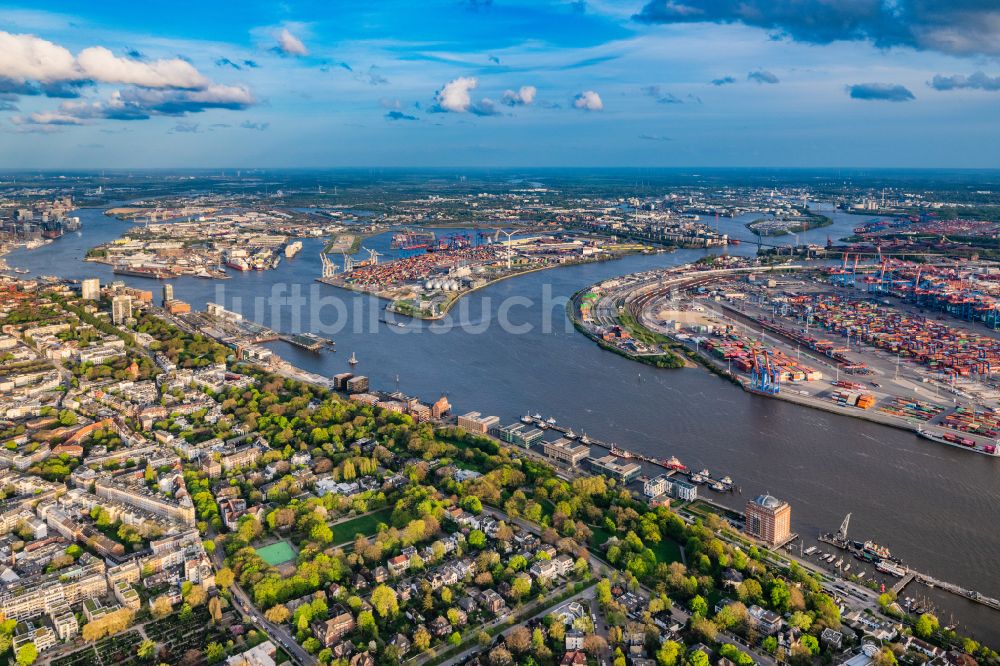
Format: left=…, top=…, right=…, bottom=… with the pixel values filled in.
left=318, top=250, right=644, bottom=321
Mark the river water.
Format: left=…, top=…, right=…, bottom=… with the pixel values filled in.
left=7, top=207, right=1000, bottom=643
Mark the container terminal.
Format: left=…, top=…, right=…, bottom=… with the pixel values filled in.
left=571, top=257, right=1000, bottom=458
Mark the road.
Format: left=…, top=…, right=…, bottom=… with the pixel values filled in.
left=434, top=583, right=601, bottom=666
left=208, top=535, right=316, bottom=666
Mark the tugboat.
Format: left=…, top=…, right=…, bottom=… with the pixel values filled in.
left=709, top=481, right=726, bottom=492
left=348, top=352, right=358, bottom=366
left=697, top=468, right=711, bottom=478
left=520, top=414, right=533, bottom=424
left=546, top=416, right=557, bottom=426
left=564, top=429, right=577, bottom=440
left=662, top=456, right=687, bottom=471
left=690, top=473, right=707, bottom=485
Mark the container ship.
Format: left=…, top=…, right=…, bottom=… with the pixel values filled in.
left=285, top=241, right=303, bottom=258
left=916, top=426, right=998, bottom=456
left=113, top=265, right=178, bottom=279
left=391, top=230, right=435, bottom=251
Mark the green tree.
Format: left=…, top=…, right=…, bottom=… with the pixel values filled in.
left=206, top=642, right=226, bottom=664
left=656, top=640, right=681, bottom=666
left=915, top=613, right=940, bottom=639
left=138, top=639, right=157, bottom=661
left=358, top=610, right=377, bottom=637
left=688, top=650, right=710, bottom=666
left=371, top=584, right=399, bottom=618
left=468, top=529, right=487, bottom=549
left=689, top=595, right=708, bottom=617
left=15, top=644, right=37, bottom=666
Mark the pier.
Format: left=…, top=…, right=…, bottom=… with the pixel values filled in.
left=892, top=573, right=915, bottom=594
left=534, top=419, right=737, bottom=490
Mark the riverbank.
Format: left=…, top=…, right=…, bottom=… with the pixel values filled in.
left=326, top=249, right=644, bottom=321
left=746, top=212, right=833, bottom=237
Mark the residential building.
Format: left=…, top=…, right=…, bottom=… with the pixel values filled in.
left=313, top=605, right=355, bottom=647
left=111, top=295, right=132, bottom=325
left=227, top=641, right=277, bottom=666
left=643, top=475, right=669, bottom=497
left=81, top=278, right=100, bottom=301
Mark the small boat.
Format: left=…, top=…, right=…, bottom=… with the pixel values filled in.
left=709, top=481, right=726, bottom=491
left=348, top=352, right=358, bottom=366
left=520, top=414, right=533, bottom=424
left=532, top=413, right=542, bottom=420
left=580, top=434, right=590, bottom=444
left=720, top=476, right=733, bottom=485
left=690, top=474, right=706, bottom=485
left=564, top=429, right=577, bottom=440
left=546, top=417, right=557, bottom=425
left=697, top=468, right=710, bottom=478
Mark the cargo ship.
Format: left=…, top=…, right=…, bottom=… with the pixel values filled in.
left=285, top=241, right=303, bottom=258
left=917, top=426, right=998, bottom=456
left=113, top=265, right=178, bottom=279
left=226, top=257, right=251, bottom=271
left=391, top=230, right=435, bottom=251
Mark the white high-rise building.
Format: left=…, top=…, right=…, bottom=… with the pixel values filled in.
left=111, top=295, right=132, bottom=325
left=81, top=279, right=100, bottom=301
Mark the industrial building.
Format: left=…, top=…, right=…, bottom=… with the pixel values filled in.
left=586, top=454, right=642, bottom=483
left=540, top=438, right=589, bottom=466
left=745, top=494, right=791, bottom=546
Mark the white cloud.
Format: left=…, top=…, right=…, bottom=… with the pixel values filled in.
left=276, top=28, right=308, bottom=57
left=76, top=46, right=208, bottom=89
left=0, top=31, right=76, bottom=83
left=435, top=76, right=477, bottom=112
left=0, top=31, right=211, bottom=89
left=573, top=90, right=603, bottom=110
left=501, top=85, right=536, bottom=106
left=12, top=111, right=83, bottom=126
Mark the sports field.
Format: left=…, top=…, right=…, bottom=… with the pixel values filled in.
left=257, top=540, right=297, bottom=565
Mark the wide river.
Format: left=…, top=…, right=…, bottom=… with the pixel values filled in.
left=7, top=206, right=1000, bottom=643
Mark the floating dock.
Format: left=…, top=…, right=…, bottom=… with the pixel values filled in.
left=280, top=333, right=333, bottom=352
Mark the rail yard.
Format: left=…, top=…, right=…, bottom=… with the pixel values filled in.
left=572, top=256, right=1000, bottom=457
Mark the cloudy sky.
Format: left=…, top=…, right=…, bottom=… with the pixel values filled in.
left=1, top=0, right=999, bottom=168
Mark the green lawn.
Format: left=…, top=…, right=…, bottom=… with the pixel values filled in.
left=331, top=507, right=393, bottom=544
left=257, top=540, right=297, bottom=566
left=650, top=538, right=683, bottom=564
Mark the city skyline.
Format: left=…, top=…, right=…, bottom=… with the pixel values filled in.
left=2, top=0, right=1000, bottom=169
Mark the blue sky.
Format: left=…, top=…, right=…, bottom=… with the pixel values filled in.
left=1, top=0, right=999, bottom=168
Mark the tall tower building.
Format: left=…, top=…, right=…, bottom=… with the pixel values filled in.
left=111, top=295, right=133, bottom=325
left=162, top=283, right=174, bottom=306
left=745, top=494, right=791, bottom=546
left=81, top=278, right=100, bottom=301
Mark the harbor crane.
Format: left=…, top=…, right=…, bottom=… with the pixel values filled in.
left=342, top=252, right=355, bottom=273
left=366, top=248, right=383, bottom=265
left=837, top=513, right=851, bottom=542
left=750, top=350, right=781, bottom=395
left=319, top=253, right=339, bottom=279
